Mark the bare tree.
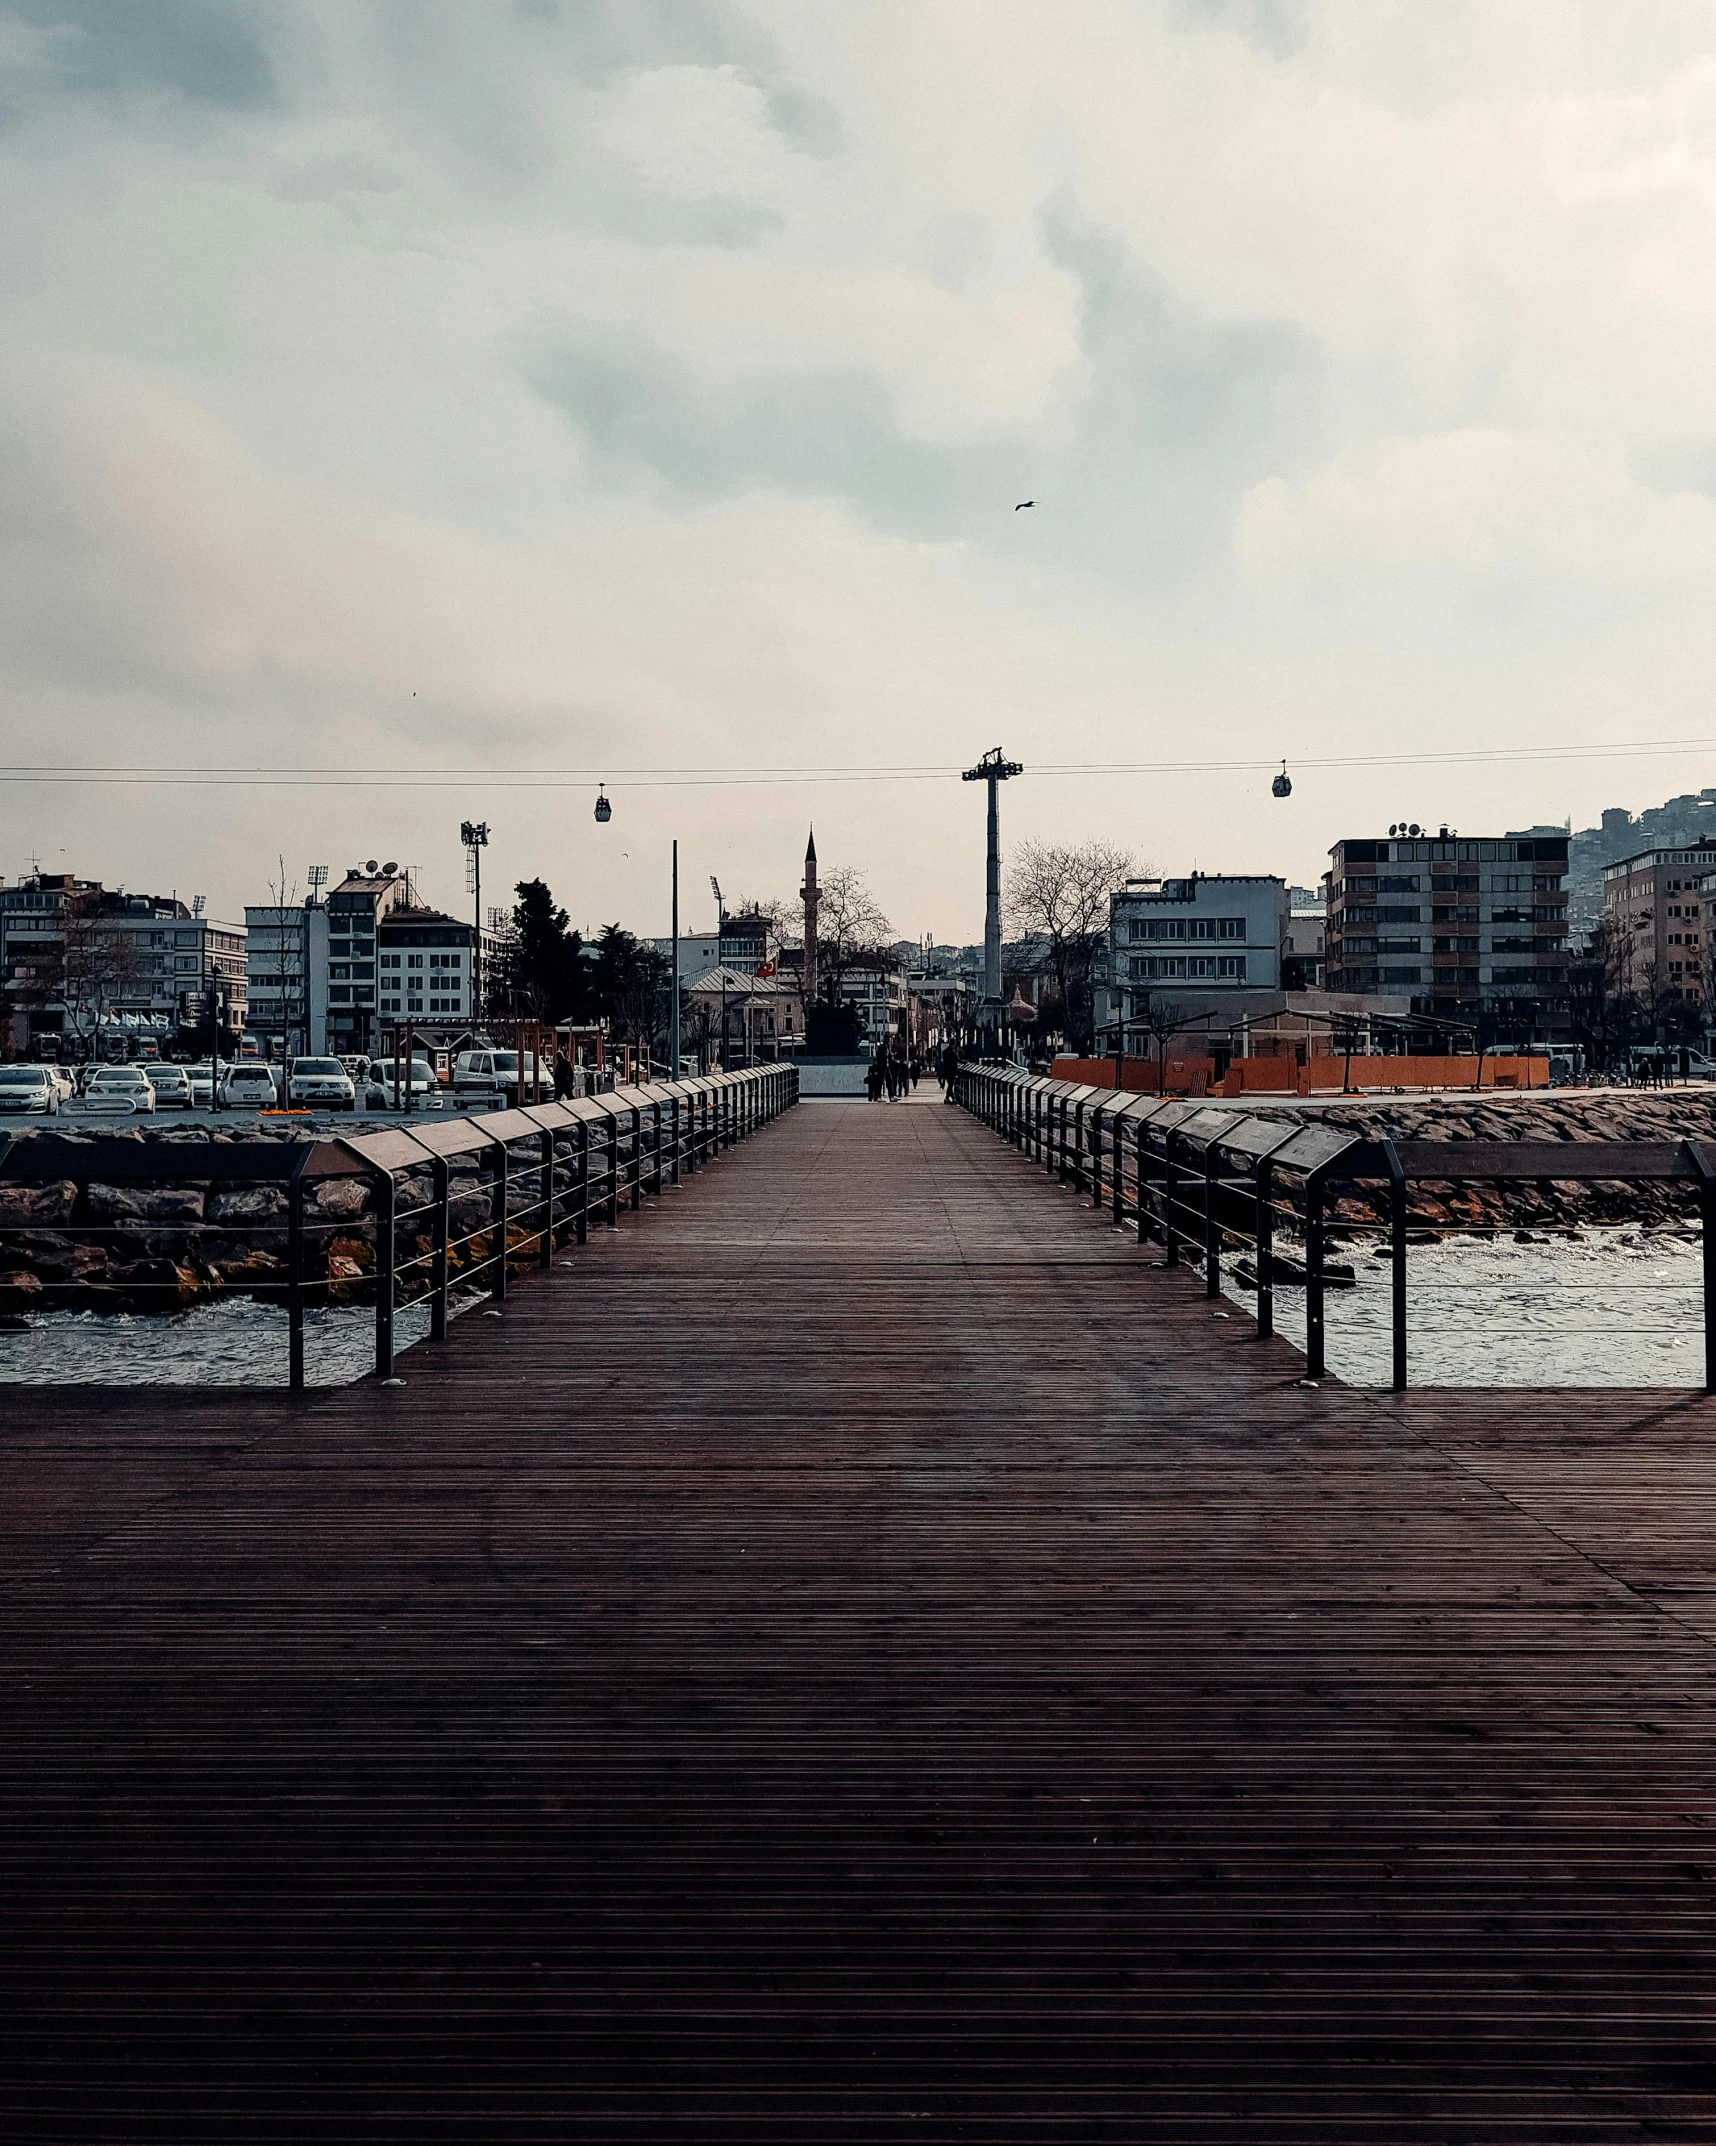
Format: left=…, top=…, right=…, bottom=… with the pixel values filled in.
left=1005, top=839, right=1135, bottom=1053
left=57, top=907, right=143, bottom=1046
left=267, top=856, right=305, bottom=1058
left=814, top=865, right=893, bottom=1006
left=1119, top=988, right=1192, bottom=1092
left=727, top=894, right=795, bottom=943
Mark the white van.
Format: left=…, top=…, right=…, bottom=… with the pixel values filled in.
left=452, top=1049, right=538, bottom=1102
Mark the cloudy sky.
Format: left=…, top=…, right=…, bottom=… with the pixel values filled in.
left=4, top=1, right=1716, bottom=938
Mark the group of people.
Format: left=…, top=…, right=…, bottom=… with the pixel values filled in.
left=865, top=1038, right=922, bottom=1101
left=865, top=1038, right=964, bottom=1101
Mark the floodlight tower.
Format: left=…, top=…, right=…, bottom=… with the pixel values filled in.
left=961, top=746, right=1023, bottom=1042
left=461, top=821, right=489, bottom=1014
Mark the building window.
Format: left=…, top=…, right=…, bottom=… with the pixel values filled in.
left=329, top=986, right=351, bottom=1004
left=1189, top=956, right=1215, bottom=977
left=1216, top=955, right=1247, bottom=980
left=1218, top=918, right=1245, bottom=941
left=408, top=954, right=424, bottom=969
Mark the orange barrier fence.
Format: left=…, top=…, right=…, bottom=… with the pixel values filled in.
left=1050, top=1053, right=1551, bottom=1097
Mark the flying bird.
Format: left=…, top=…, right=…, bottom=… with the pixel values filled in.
left=1015, top=500, right=1034, bottom=510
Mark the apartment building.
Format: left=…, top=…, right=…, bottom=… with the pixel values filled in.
left=1602, top=839, right=1716, bottom=1007
left=377, top=908, right=478, bottom=1025
left=1, top=874, right=245, bottom=1047
left=1325, top=829, right=1569, bottom=1029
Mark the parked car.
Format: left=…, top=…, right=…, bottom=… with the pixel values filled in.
left=286, top=1057, right=357, bottom=1110
left=452, top=1049, right=536, bottom=1102
left=80, top=1065, right=157, bottom=1114
left=146, top=1064, right=194, bottom=1110
left=0, top=1063, right=60, bottom=1115
left=219, top=1062, right=280, bottom=1108
left=366, top=1056, right=438, bottom=1109
left=46, top=1064, right=77, bottom=1103
left=183, top=1062, right=215, bottom=1107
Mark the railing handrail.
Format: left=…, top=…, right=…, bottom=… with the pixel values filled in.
left=951, top=1062, right=1716, bottom=1396
left=0, top=1063, right=800, bottom=1389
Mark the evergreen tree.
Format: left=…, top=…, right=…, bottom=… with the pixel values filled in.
left=503, top=879, right=587, bottom=1021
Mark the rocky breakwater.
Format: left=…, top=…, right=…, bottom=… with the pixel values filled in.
left=0, top=1122, right=583, bottom=1317
left=1251, top=1091, right=1716, bottom=1234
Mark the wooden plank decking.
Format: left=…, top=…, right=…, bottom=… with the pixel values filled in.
left=5, top=1091, right=1716, bottom=2140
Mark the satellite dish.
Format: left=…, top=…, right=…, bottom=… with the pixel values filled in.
left=382, top=861, right=397, bottom=875
left=1272, top=760, right=1292, bottom=799
left=594, top=785, right=612, bottom=825
left=1409, top=823, right=1421, bottom=837
left=366, top=859, right=379, bottom=874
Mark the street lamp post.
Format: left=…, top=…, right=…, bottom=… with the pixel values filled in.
left=670, top=840, right=680, bottom=1079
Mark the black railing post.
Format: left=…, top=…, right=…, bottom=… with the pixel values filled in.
left=287, top=1151, right=307, bottom=1391
left=1164, top=1132, right=1180, bottom=1266
left=1689, top=1142, right=1716, bottom=1395
left=1305, top=1171, right=1326, bottom=1380
left=652, top=1101, right=664, bottom=1196
left=374, top=1168, right=396, bottom=1379
left=1255, top=1156, right=1274, bottom=1341
left=576, top=1116, right=590, bottom=1245
left=606, top=1111, right=620, bottom=1226
left=431, top=1154, right=449, bottom=1342
left=1135, top=1118, right=1150, bottom=1244
left=539, top=1128, right=554, bottom=1268
left=1383, top=1136, right=1408, bottom=1392
left=630, top=1104, right=643, bottom=1210
left=1205, top=1142, right=1220, bottom=1299
left=670, top=1094, right=681, bottom=1184
left=491, top=1134, right=509, bottom=1302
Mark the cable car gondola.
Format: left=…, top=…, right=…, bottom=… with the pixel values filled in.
left=1272, top=759, right=1292, bottom=799
left=594, top=785, right=612, bottom=824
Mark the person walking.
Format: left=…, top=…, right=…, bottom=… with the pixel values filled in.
left=866, top=1051, right=885, bottom=1102
left=883, top=1048, right=901, bottom=1101
left=908, top=1051, right=923, bottom=1091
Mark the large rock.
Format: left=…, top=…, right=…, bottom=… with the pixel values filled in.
left=314, top=1177, right=371, bottom=1220
left=0, top=1269, right=43, bottom=1311
left=207, top=1186, right=287, bottom=1223
left=0, top=1181, right=77, bottom=1226
left=87, top=1184, right=205, bottom=1223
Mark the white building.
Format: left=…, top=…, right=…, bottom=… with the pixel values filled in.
left=377, top=907, right=478, bottom=1026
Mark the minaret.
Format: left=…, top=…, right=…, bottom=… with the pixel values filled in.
left=800, top=827, right=820, bottom=1006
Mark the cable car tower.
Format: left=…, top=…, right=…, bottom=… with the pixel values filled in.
left=962, top=746, right=1023, bottom=1045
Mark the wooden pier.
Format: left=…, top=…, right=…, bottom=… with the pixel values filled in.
left=5, top=1090, right=1716, bottom=2139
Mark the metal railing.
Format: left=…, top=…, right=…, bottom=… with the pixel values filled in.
left=0, top=1064, right=797, bottom=1388
left=956, top=1064, right=1716, bottom=1393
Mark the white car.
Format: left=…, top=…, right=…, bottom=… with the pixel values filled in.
left=182, top=1062, right=215, bottom=1107
left=286, top=1057, right=357, bottom=1110
left=367, top=1057, right=438, bottom=1108
left=219, top=1062, right=280, bottom=1108
left=147, top=1065, right=194, bottom=1109
left=81, top=1065, right=157, bottom=1114
left=0, top=1064, right=60, bottom=1115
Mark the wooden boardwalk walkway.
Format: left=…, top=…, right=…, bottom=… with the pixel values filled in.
left=6, top=1092, right=1716, bottom=2140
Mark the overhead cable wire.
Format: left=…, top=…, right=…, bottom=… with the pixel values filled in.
left=3, top=732, right=1716, bottom=787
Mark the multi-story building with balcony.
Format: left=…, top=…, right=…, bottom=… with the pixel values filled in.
left=377, top=908, right=478, bottom=1027
left=1602, top=839, right=1716, bottom=1011
left=1324, top=828, right=1570, bottom=1035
